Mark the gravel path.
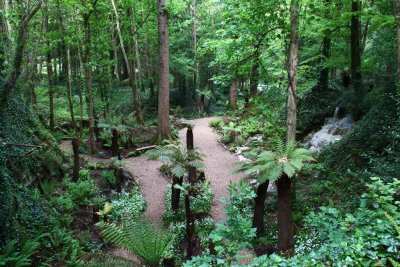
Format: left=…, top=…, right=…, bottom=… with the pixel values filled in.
left=178, top=117, right=243, bottom=222
left=60, top=117, right=243, bottom=224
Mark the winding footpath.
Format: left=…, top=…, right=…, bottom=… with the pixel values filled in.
left=61, top=117, right=243, bottom=224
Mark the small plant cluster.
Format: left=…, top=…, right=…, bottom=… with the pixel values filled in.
left=108, top=188, right=146, bottom=222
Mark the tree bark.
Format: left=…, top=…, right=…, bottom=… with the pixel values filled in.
left=44, top=5, right=56, bottom=131
left=250, top=47, right=260, bottom=98
left=157, top=0, right=170, bottom=140
left=82, top=1, right=97, bottom=153
left=66, top=47, right=76, bottom=134
left=72, top=137, right=80, bottom=182
left=185, top=127, right=195, bottom=259
left=287, top=0, right=299, bottom=142
left=111, top=128, right=119, bottom=157
left=351, top=0, right=363, bottom=118
left=229, top=78, right=238, bottom=110
left=318, top=0, right=331, bottom=91
left=394, top=0, right=400, bottom=79
left=252, top=180, right=269, bottom=236
left=278, top=0, right=299, bottom=256
left=277, top=174, right=294, bottom=255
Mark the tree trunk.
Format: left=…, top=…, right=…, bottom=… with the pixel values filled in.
left=44, top=5, right=55, bottom=130
left=83, top=10, right=97, bottom=153
left=130, top=7, right=143, bottom=91
left=277, top=174, right=294, bottom=255
left=111, top=128, right=119, bottom=157
left=351, top=0, right=363, bottom=118
left=278, top=0, right=299, bottom=256
left=252, top=180, right=269, bottom=236
left=171, top=176, right=182, bottom=212
left=249, top=47, right=260, bottom=98
left=66, top=47, right=76, bottom=134
left=319, top=0, right=331, bottom=91
left=157, top=0, right=170, bottom=140
left=394, top=0, right=400, bottom=79
left=110, top=0, right=141, bottom=121
left=72, top=137, right=80, bottom=182
left=229, top=78, right=238, bottom=110
left=185, top=192, right=194, bottom=258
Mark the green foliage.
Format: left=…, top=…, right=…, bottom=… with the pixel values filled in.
left=0, top=238, right=41, bottom=267
left=249, top=177, right=400, bottom=266
left=185, top=181, right=256, bottom=266
left=108, top=188, right=146, bottom=222
left=97, top=217, right=173, bottom=267
left=209, top=117, right=224, bottom=129
left=101, top=170, right=116, bottom=187
left=186, top=177, right=400, bottom=266
left=238, top=140, right=314, bottom=183
left=63, top=176, right=100, bottom=206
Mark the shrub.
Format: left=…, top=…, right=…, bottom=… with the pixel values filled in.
left=108, top=188, right=146, bottom=221
left=101, top=170, right=116, bottom=187
left=209, top=118, right=224, bottom=129
left=64, top=176, right=100, bottom=206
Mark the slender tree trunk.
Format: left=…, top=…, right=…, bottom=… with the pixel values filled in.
left=145, top=34, right=155, bottom=99
left=111, top=28, right=120, bottom=82
left=44, top=5, right=55, bottom=130
left=319, top=35, right=331, bottom=90
left=250, top=47, right=260, bottom=98
left=130, top=7, right=143, bottom=91
left=0, top=1, right=8, bottom=76
left=72, top=137, right=80, bottom=182
left=111, top=128, right=119, bottom=157
left=185, top=127, right=195, bottom=259
left=229, top=78, right=238, bottom=110
left=394, top=0, right=400, bottom=79
left=278, top=0, right=299, bottom=256
left=66, top=47, right=76, bottom=134
left=110, top=0, right=142, bottom=121
left=75, top=50, right=85, bottom=137
left=319, top=0, right=331, bottom=91
left=83, top=13, right=97, bottom=153
left=253, top=181, right=269, bottom=236
left=157, top=0, right=170, bottom=140
left=351, top=0, right=363, bottom=118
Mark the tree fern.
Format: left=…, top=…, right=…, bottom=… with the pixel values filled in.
left=145, top=143, right=205, bottom=178
left=96, top=217, right=173, bottom=267
left=238, top=140, right=314, bottom=184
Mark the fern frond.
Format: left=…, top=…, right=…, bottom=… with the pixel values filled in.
left=96, top=217, right=172, bottom=267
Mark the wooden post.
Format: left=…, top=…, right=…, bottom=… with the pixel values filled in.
left=185, top=126, right=195, bottom=259
left=72, top=137, right=80, bottom=182
left=115, top=167, right=123, bottom=192
left=111, top=128, right=119, bottom=157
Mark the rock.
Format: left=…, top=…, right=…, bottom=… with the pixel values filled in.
left=236, top=146, right=250, bottom=155
left=238, top=154, right=252, bottom=163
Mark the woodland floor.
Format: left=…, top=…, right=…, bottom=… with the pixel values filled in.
left=60, top=117, right=243, bottom=224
